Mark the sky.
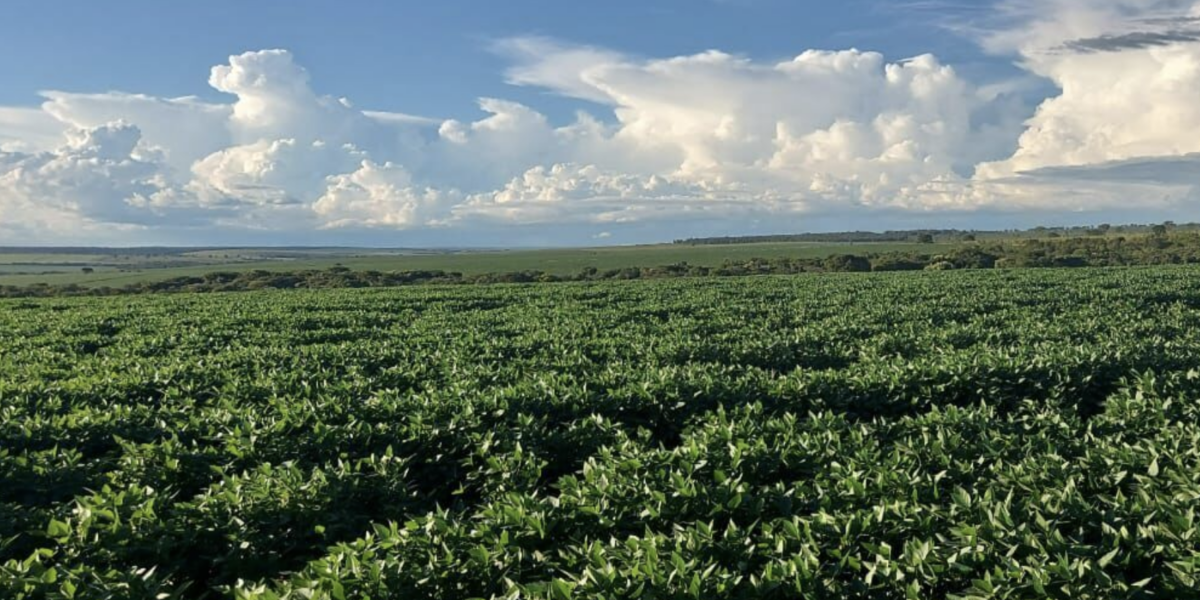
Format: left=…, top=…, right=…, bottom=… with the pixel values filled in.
left=1, top=0, right=1199, bottom=246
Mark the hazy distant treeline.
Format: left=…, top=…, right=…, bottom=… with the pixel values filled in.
left=674, top=222, right=1197, bottom=245
left=5, top=233, right=1200, bottom=298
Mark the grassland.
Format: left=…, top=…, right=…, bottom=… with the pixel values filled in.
left=0, top=241, right=957, bottom=287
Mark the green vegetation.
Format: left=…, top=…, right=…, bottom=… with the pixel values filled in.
left=5, top=267, right=1200, bottom=598
left=1, top=221, right=1190, bottom=289
left=3, top=232, right=1200, bottom=297
left=0, top=243, right=954, bottom=288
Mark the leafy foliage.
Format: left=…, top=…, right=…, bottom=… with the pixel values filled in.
left=3, top=268, right=1200, bottom=598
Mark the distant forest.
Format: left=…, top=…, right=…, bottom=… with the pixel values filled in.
left=5, top=230, right=1200, bottom=298
left=674, top=222, right=1198, bottom=245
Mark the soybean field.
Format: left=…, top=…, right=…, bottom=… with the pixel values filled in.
left=5, top=267, right=1200, bottom=599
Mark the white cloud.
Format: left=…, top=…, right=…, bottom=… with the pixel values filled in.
left=498, top=42, right=1025, bottom=205
left=208, top=49, right=333, bottom=142
left=1, top=21, right=1199, bottom=245
left=960, top=0, right=1200, bottom=210
left=0, top=107, right=66, bottom=153
left=494, top=37, right=626, bottom=104
left=314, top=160, right=457, bottom=229
left=456, top=163, right=774, bottom=225
left=39, top=92, right=232, bottom=176
left=0, top=122, right=188, bottom=228
left=190, top=138, right=366, bottom=206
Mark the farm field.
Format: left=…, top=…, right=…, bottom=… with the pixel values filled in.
left=0, top=242, right=958, bottom=287
left=4, top=267, right=1200, bottom=598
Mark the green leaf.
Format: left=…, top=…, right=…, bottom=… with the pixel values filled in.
left=906, top=582, right=921, bottom=600
left=551, top=578, right=575, bottom=600
left=952, top=487, right=972, bottom=509
left=46, top=519, right=70, bottom=539
left=972, top=578, right=994, bottom=594
left=727, top=493, right=743, bottom=510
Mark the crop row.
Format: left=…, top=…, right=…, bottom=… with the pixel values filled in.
left=3, top=267, right=1200, bottom=598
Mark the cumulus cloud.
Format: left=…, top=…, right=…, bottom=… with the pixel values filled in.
left=499, top=42, right=1023, bottom=206
left=314, top=161, right=457, bottom=229
left=209, top=49, right=319, bottom=137
left=456, top=163, right=772, bottom=225
left=0, top=122, right=189, bottom=227
left=39, top=92, right=232, bottom=175
left=1, top=16, right=1199, bottom=245
left=191, top=139, right=367, bottom=206
left=973, top=0, right=1200, bottom=211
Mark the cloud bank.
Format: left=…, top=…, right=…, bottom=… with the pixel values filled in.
left=3, top=3, right=1200, bottom=244
left=970, top=0, right=1200, bottom=210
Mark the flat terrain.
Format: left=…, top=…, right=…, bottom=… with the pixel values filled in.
left=0, top=242, right=957, bottom=287
left=4, top=267, right=1200, bottom=598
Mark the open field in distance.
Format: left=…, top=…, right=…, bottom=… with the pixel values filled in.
left=0, top=242, right=959, bottom=287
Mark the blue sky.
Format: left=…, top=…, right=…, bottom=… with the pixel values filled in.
left=1, top=0, right=1199, bottom=246
left=0, top=0, right=1011, bottom=120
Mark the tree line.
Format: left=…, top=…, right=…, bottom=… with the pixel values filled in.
left=5, top=233, right=1200, bottom=298
left=674, top=222, right=1195, bottom=244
